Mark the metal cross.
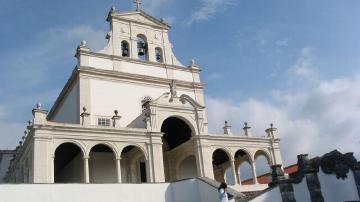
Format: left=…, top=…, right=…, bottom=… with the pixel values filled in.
left=134, top=0, right=142, bottom=10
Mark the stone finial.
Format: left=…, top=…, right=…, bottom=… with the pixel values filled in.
left=80, top=107, right=90, bottom=126
left=189, top=59, right=199, bottom=68
left=223, top=121, right=232, bottom=135
left=243, top=122, right=252, bottom=136
left=32, top=103, right=48, bottom=125
left=110, top=6, right=116, bottom=12
left=112, top=110, right=122, bottom=128
left=266, top=123, right=278, bottom=139
left=77, top=40, right=90, bottom=51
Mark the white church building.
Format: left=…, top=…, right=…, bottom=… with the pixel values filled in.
left=3, top=3, right=283, bottom=193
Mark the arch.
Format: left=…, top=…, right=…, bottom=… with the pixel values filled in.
left=254, top=149, right=272, bottom=165
left=254, top=149, right=272, bottom=183
left=161, top=116, right=197, bottom=182
left=234, top=148, right=253, bottom=184
left=121, top=40, right=130, bottom=57
left=161, top=117, right=193, bottom=150
left=137, top=34, right=148, bottom=61
left=159, top=115, right=197, bottom=136
left=53, top=140, right=86, bottom=157
left=155, top=47, right=163, bottom=62
left=88, top=144, right=117, bottom=183
left=212, top=148, right=234, bottom=184
left=119, top=143, right=148, bottom=160
left=54, top=142, right=84, bottom=183
left=87, top=142, right=119, bottom=158
left=120, top=145, right=148, bottom=183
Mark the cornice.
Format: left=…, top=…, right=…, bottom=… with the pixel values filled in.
left=77, top=66, right=204, bottom=89
left=32, top=122, right=149, bottom=137
left=78, top=50, right=201, bottom=73
left=197, top=134, right=273, bottom=143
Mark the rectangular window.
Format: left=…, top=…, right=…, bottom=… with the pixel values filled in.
left=97, top=118, right=111, bottom=127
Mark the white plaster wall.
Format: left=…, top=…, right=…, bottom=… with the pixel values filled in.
left=173, top=69, right=194, bottom=82
left=318, top=170, right=359, bottom=202
left=0, top=179, right=225, bottom=202
left=249, top=187, right=282, bottom=202
left=0, top=153, right=13, bottom=183
left=89, top=79, right=196, bottom=126
left=293, top=178, right=311, bottom=202
left=89, top=152, right=117, bottom=183
left=88, top=57, right=113, bottom=71
left=52, top=81, right=79, bottom=124
left=120, top=61, right=167, bottom=78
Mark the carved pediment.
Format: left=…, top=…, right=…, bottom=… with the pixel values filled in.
left=149, top=93, right=204, bottom=110
left=111, top=11, right=170, bottom=29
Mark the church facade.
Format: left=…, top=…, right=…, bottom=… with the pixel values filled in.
left=4, top=5, right=282, bottom=192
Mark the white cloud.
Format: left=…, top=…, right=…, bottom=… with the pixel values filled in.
left=186, top=0, right=234, bottom=25
left=206, top=73, right=360, bottom=165
left=288, top=47, right=318, bottom=83
left=275, top=38, right=288, bottom=47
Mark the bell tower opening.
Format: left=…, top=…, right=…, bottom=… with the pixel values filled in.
left=161, top=117, right=196, bottom=182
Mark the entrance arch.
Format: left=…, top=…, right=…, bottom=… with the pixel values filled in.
left=120, top=145, right=148, bottom=183
left=89, top=144, right=117, bottom=183
left=161, top=117, right=196, bottom=182
left=54, top=143, right=84, bottom=183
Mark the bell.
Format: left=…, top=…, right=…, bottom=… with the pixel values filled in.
left=122, top=48, right=129, bottom=57
left=137, top=41, right=146, bottom=56
left=156, top=53, right=161, bottom=61
left=138, top=48, right=145, bottom=56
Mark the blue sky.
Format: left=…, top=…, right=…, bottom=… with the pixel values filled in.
left=1, top=0, right=360, bottom=165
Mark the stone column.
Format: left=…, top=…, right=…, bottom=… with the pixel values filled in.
left=231, top=160, right=238, bottom=185
left=236, top=165, right=242, bottom=186
left=149, top=133, right=165, bottom=182
left=116, top=158, right=122, bottom=183
left=50, top=155, right=55, bottom=183
left=33, top=137, right=51, bottom=183
left=251, top=161, right=258, bottom=184
left=84, top=156, right=90, bottom=183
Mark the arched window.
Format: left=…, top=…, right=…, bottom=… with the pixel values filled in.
left=137, top=34, right=148, bottom=61
left=121, top=41, right=129, bottom=57
left=155, top=47, right=163, bottom=62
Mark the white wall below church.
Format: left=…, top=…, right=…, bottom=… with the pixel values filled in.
left=0, top=179, right=226, bottom=202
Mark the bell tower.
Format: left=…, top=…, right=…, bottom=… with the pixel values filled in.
left=48, top=6, right=206, bottom=129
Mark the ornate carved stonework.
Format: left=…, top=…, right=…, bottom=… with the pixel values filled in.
left=320, top=150, right=358, bottom=179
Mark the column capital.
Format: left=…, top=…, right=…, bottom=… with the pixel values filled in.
left=83, top=156, right=90, bottom=160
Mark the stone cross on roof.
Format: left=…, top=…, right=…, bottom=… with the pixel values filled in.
left=134, top=0, right=142, bottom=10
